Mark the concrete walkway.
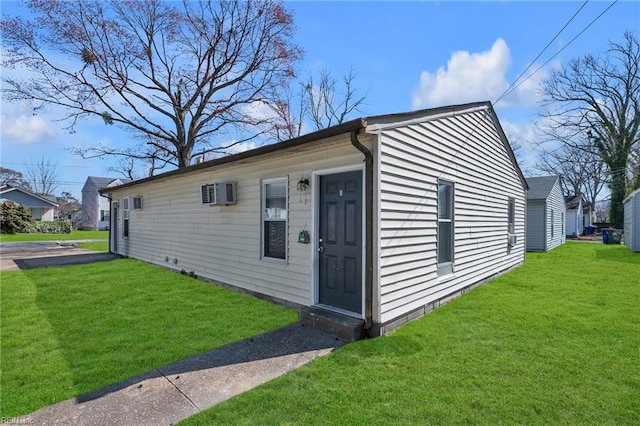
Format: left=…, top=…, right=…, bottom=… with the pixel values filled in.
left=17, top=324, right=343, bottom=425
left=3, top=240, right=344, bottom=425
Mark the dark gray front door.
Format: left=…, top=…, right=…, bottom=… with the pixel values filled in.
left=318, top=171, right=363, bottom=314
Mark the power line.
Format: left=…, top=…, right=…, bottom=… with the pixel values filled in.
left=1, top=161, right=99, bottom=169
left=495, top=0, right=589, bottom=105
left=495, top=0, right=618, bottom=105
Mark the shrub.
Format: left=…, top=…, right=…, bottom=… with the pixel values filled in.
left=0, top=201, right=34, bottom=234
left=24, top=220, right=73, bottom=234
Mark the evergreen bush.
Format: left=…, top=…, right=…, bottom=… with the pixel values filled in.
left=0, top=201, right=34, bottom=234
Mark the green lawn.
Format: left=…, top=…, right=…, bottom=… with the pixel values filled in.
left=0, top=259, right=297, bottom=418
left=0, top=230, right=108, bottom=242
left=181, top=242, right=640, bottom=425
left=77, top=241, right=109, bottom=252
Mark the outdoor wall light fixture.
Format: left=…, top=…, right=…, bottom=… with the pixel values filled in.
left=297, top=178, right=309, bottom=192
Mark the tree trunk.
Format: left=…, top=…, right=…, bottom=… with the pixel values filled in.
left=609, top=170, right=626, bottom=228
left=177, top=147, right=191, bottom=168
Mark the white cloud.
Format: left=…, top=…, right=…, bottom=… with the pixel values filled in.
left=412, top=38, right=542, bottom=110
left=0, top=114, right=57, bottom=144
left=242, top=101, right=279, bottom=123
left=225, top=141, right=260, bottom=154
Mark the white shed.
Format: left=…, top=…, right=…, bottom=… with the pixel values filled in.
left=565, top=194, right=584, bottom=237
left=623, top=188, right=640, bottom=252
left=525, top=176, right=566, bottom=251
left=102, top=101, right=527, bottom=337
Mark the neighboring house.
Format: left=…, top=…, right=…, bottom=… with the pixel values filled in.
left=623, top=188, right=640, bottom=252
left=0, top=184, right=58, bottom=221
left=81, top=176, right=128, bottom=230
left=565, top=194, right=584, bottom=237
left=101, top=101, right=527, bottom=337
left=525, top=176, right=566, bottom=251
left=583, top=202, right=594, bottom=229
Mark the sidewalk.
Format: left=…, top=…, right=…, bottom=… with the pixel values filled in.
left=17, top=323, right=343, bottom=425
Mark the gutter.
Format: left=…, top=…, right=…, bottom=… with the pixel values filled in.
left=350, top=126, right=374, bottom=332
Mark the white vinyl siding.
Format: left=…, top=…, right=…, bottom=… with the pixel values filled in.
left=526, top=201, right=545, bottom=251
left=565, top=201, right=583, bottom=236
left=624, top=189, right=640, bottom=252
left=376, top=108, right=526, bottom=324
left=107, top=135, right=374, bottom=307
left=546, top=181, right=566, bottom=251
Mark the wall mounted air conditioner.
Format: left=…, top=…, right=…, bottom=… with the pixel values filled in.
left=201, top=182, right=237, bottom=205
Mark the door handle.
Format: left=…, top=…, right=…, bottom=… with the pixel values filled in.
left=317, top=246, right=324, bottom=253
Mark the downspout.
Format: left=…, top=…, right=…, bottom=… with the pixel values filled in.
left=350, top=126, right=374, bottom=332
left=100, top=192, right=113, bottom=254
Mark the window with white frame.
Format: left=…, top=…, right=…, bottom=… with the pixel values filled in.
left=100, top=209, right=110, bottom=222
left=262, top=178, right=287, bottom=260
left=551, top=209, right=555, bottom=238
left=437, top=181, right=454, bottom=275
left=508, top=198, right=515, bottom=234
left=123, top=198, right=130, bottom=238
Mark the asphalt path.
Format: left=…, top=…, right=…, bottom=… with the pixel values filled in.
left=0, top=240, right=119, bottom=271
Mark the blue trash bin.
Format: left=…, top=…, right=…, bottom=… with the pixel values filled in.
left=602, top=228, right=609, bottom=244
left=588, top=225, right=596, bottom=235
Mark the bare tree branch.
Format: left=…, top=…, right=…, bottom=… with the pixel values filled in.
left=1, top=0, right=302, bottom=171
left=25, top=156, right=59, bottom=195
left=538, top=31, right=640, bottom=227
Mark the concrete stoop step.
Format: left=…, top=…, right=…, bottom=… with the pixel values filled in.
left=299, top=307, right=365, bottom=341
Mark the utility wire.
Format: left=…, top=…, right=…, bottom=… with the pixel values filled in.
left=437, top=1, right=618, bottom=180
left=1, top=161, right=97, bottom=168
left=495, top=0, right=589, bottom=104
left=496, top=0, right=618, bottom=104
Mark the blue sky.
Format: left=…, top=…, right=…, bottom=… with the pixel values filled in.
left=1, top=0, right=639, bottom=199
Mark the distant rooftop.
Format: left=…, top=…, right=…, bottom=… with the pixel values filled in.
left=525, top=176, right=559, bottom=200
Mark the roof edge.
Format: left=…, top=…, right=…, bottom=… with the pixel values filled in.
left=365, top=101, right=491, bottom=132
left=100, top=118, right=365, bottom=194
left=0, top=184, right=59, bottom=206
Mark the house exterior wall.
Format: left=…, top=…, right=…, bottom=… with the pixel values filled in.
left=97, top=195, right=111, bottom=230
left=546, top=182, right=566, bottom=250
left=526, top=201, right=546, bottom=251
left=526, top=179, right=565, bottom=252
left=374, top=109, right=526, bottom=325
left=82, top=182, right=114, bottom=230
left=566, top=199, right=583, bottom=236
left=1, top=190, right=56, bottom=221
left=82, top=183, right=98, bottom=230
left=107, top=135, right=375, bottom=308
left=39, top=207, right=55, bottom=221
left=624, top=190, right=640, bottom=252
left=566, top=210, right=578, bottom=236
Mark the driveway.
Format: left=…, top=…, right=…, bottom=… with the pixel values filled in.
left=0, top=241, right=120, bottom=271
